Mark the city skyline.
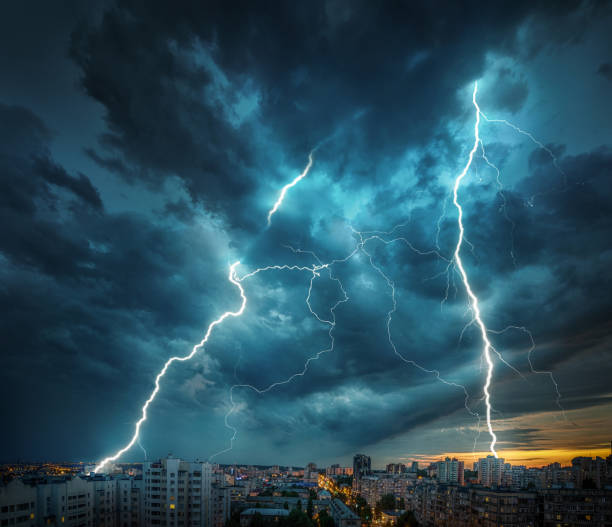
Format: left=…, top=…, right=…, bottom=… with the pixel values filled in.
left=4, top=443, right=612, bottom=472
left=4, top=452, right=611, bottom=527
left=1, top=1, right=612, bottom=471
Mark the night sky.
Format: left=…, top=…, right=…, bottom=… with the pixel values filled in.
left=1, top=1, right=612, bottom=469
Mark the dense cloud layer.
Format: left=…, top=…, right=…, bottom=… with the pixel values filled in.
left=1, top=0, right=611, bottom=466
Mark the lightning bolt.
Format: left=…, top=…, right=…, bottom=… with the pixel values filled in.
left=95, top=145, right=321, bottom=471
left=95, top=82, right=566, bottom=470
left=137, top=438, right=148, bottom=461
left=94, top=261, right=247, bottom=473
left=353, top=228, right=481, bottom=418
left=210, top=245, right=353, bottom=460
left=211, top=225, right=487, bottom=459
left=488, top=325, right=565, bottom=416
left=452, top=82, right=499, bottom=456
left=267, top=151, right=315, bottom=226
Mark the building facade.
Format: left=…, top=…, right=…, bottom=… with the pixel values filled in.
left=142, top=457, right=214, bottom=527
left=410, top=483, right=612, bottom=527
left=0, top=480, right=37, bottom=527
left=435, top=458, right=464, bottom=486
left=329, top=499, right=360, bottom=527
left=476, top=456, right=506, bottom=488
left=352, top=455, right=371, bottom=481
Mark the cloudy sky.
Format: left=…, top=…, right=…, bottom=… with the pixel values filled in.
left=1, top=1, right=611, bottom=469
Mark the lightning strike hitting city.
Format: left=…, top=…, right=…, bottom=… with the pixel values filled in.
left=2, top=2, right=612, bottom=526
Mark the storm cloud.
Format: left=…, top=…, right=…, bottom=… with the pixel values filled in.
left=1, top=0, right=611, bottom=467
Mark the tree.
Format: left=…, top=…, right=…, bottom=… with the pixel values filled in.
left=317, top=510, right=335, bottom=527
left=249, top=512, right=267, bottom=527
left=284, top=502, right=289, bottom=510
left=396, top=511, right=419, bottom=527
left=307, top=497, right=314, bottom=519
left=354, top=496, right=372, bottom=525
left=281, top=509, right=314, bottom=527
left=225, top=509, right=243, bottom=527
left=297, top=499, right=302, bottom=511
left=398, top=497, right=405, bottom=510
left=377, top=494, right=396, bottom=511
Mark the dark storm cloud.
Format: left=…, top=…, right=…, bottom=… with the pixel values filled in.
left=34, top=157, right=103, bottom=210
left=0, top=102, right=239, bottom=459
left=487, top=68, right=529, bottom=114
left=1, top=0, right=611, bottom=464
left=598, top=62, right=612, bottom=80
left=68, top=0, right=586, bottom=220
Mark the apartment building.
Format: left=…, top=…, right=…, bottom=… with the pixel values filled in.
left=116, top=476, right=143, bottom=527
left=410, top=483, right=612, bottom=526
left=143, top=457, right=215, bottom=527
left=36, top=477, right=94, bottom=527
left=0, top=479, right=37, bottom=527
left=329, top=499, right=360, bottom=527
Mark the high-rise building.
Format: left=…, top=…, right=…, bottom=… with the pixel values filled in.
left=411, top=482, right=612, bottom=526
left=91, top=475, right=116, bottom=526
left=0, top=479, right=37, bottom=527
left=476, top=455, right=505, bottom=487
left=510, top=465, right=526, bottom=489
left=305, top=463, right=317, bottom=478
left=116, top=475, right=144, bottom=527
left=410, top=462, right=418, bottom=473
left=325, top=465, right=352, bottom=476
left=353, top=455, right=371, bottom=480
left=36, top=476, right=94, bottom=527
left=356, top=475, right=414, bottom=506
left=304, top=463, right=318, bottom=483
left=435, top=458, right=464, bottom=485
left=143, top=456, right=214, bottom=527
left=209, top=486, right=230, bottom=527
left=0, top=462, right=230, bottom=527
left=572, top=456, right=607, bottom=489
left=385, top=463, right=406, bottom=475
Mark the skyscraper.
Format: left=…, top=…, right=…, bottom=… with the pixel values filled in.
left=353, top=454, right=371, bottom=480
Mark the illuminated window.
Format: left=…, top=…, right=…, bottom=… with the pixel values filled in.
left=170, top=504, right=175, bottom=510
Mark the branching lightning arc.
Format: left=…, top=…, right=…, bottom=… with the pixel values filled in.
left=95, top=82, right=566, bottom=471
left=94, top=262, right=247, bottom=473
left=94, top=152, right=318, bottom=473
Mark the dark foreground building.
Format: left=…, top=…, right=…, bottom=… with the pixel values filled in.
left=411, top=483, right=612, bottom=526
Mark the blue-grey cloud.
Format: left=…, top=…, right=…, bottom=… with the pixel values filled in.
left=0, top=0, right=611, bottom=467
